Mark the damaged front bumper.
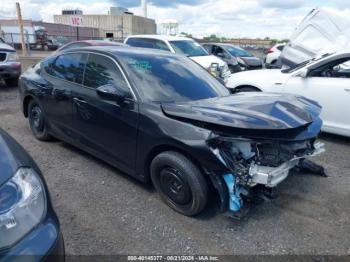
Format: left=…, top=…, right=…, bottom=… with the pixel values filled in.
left=208, top=135, right=325, bottom=215
left=250, top=142, right=324, bottom=187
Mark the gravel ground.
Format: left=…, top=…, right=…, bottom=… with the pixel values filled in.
left=0, top=85, right=349, bottom=256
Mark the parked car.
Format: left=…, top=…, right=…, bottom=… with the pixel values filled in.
left=124, top=35, right=231, bottom=83
left=0, top=37, right=21, bottom=86
left=19, top=46, right=324, bottom=217
left=264, top=43, right=285, bottom=68
left=0, top=128, right=64, bottom=260
left=54, top=39, right=126, bottom=54
left=280, top=8, right=350, bottom=68
left=203, top=43, right=262, bottom=71
left=202, top=43, right=241, bottom=73
left=227, top=52, right=350, bottom=137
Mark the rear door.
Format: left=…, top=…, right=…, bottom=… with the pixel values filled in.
left=71, top=52, right=139, bottom=174
left=40, top=52, right=87, bottom=139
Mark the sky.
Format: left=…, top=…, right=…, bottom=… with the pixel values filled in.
left=1, top=0, right=350, bottom=39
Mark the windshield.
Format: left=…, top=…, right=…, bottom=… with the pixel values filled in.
left=118, top=53, right=230, bottom=102
left=169, top=40, right=208, bottom=57
left=225, top=45, right=252, bottom=57
left=281, top=53, right=333, bottom=73
left=0, top=38, right=5, bottom=43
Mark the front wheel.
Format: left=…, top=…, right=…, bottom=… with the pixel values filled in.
left=150, top=151, right=208, bottom=216
left=28, top=100, right=52, bottom=141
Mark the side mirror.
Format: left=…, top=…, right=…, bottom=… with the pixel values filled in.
left=297, top=68, right=308, bottom=78
left=96, top=84, right=128, bottom=104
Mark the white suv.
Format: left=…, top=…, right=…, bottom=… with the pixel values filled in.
left=124, top=35, right=231, bottom=83
left=264, top=43, right=285, bottom=68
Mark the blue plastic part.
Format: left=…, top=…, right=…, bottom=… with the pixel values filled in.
left=223, top=173, right=243, bottom=212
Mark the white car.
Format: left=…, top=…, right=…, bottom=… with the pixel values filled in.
left=124, top=35, right=231, bottom=82
left=265, top=43, right=285, bottom=68
left=227, top=52, right=350, bottom=137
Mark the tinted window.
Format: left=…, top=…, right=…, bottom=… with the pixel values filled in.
left=118, top=53, right=229, bottom=102
left=154, top=40, right=170, bottom=51
left=169, top=40, right=208, bottom=57
left=126, top=38, right=170, bottom=51
left=46, top=53, right=86, bottom=83
left=277, top=45, right=285, bottom=51
left=202, top=44, right=212, bottom=53
left=126, top=38, right=154, bottom=48
left=61, top=42, right=88, bottom=51
left=83, top=54, right=130, bottom=95
left=225, top=45, right=252, bottom=57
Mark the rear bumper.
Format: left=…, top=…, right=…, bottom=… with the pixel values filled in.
left=0, top=62, right=21, bottom=79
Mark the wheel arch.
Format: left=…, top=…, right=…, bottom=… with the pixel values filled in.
left=144, top=144, right=206, bottom=182
left=144, top=144, right=229, bottom=212
left=23, top=95, right=35, bottom=118
left=234, top=85, right=262, bottom=92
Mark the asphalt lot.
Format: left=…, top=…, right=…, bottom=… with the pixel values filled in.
left=0, top=84, right=350, bottom=256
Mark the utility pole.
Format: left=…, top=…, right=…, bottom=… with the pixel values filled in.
left=16, top=2, right=27, bottom=56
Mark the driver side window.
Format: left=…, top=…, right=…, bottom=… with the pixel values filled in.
left=83, top=54, right=131, bottom=97
left=309, top=58, right=350, bottom=79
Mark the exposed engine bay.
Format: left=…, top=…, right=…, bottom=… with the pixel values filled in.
left=207, top=133, right=325, bottom=216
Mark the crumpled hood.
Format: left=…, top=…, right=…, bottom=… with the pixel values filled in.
left=161, top=92, right=321, bottom=130
left=189, top=55, right=226, bottom=68
left=0, top=42, right=15, bottom=52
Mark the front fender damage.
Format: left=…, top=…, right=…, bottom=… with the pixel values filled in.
left=206, top=132, right=325, bottom=218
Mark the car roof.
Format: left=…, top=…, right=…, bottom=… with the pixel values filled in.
left=74, top=40, right=125, bottom=46
left=62, top=45, right=183, bottom=59
left=126, top=34, right=192, bottom=42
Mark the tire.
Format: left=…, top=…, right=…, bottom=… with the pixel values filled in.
left=150, top=151, right=208, bottom=216
left=28, top=99, right=52, bottom=141
left=5, top=77, right=19, bottom=87
left=237, top=86, right=260, bottom=92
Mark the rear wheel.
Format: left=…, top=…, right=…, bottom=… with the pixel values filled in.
left=28, top=99, right=52, bottom=141
left=150, top=151, right=208, bottom=216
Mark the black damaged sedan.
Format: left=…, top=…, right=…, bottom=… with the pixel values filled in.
left=0, top=129, right=64, bottom=260
left=19, top=47, right=324, bottom=217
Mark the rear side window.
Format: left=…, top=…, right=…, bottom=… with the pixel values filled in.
left=83, top=54, right=131, bottom=96
left=126, top=38, right=170, bottom=51
left=45, top=53, right=86, bottom=84
left=277, top=45, right=285, bottom=51
left=203, top=45, right=212, bottom=53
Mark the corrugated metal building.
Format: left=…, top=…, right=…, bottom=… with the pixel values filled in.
left=54, top=7, right=157, bottom=39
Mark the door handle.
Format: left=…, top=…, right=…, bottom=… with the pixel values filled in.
left=345, top=88, right=350, bottom=92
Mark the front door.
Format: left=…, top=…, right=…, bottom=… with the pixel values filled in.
left=284, top=57, right=350, bottom=136
left=71, top=53, right=139, bottom=174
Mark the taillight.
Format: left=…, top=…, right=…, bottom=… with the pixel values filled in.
left=267, top=48, right=273, bottom=54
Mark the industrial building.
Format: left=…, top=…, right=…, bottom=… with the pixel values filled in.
left=54, top=7, right=156, bottom=39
